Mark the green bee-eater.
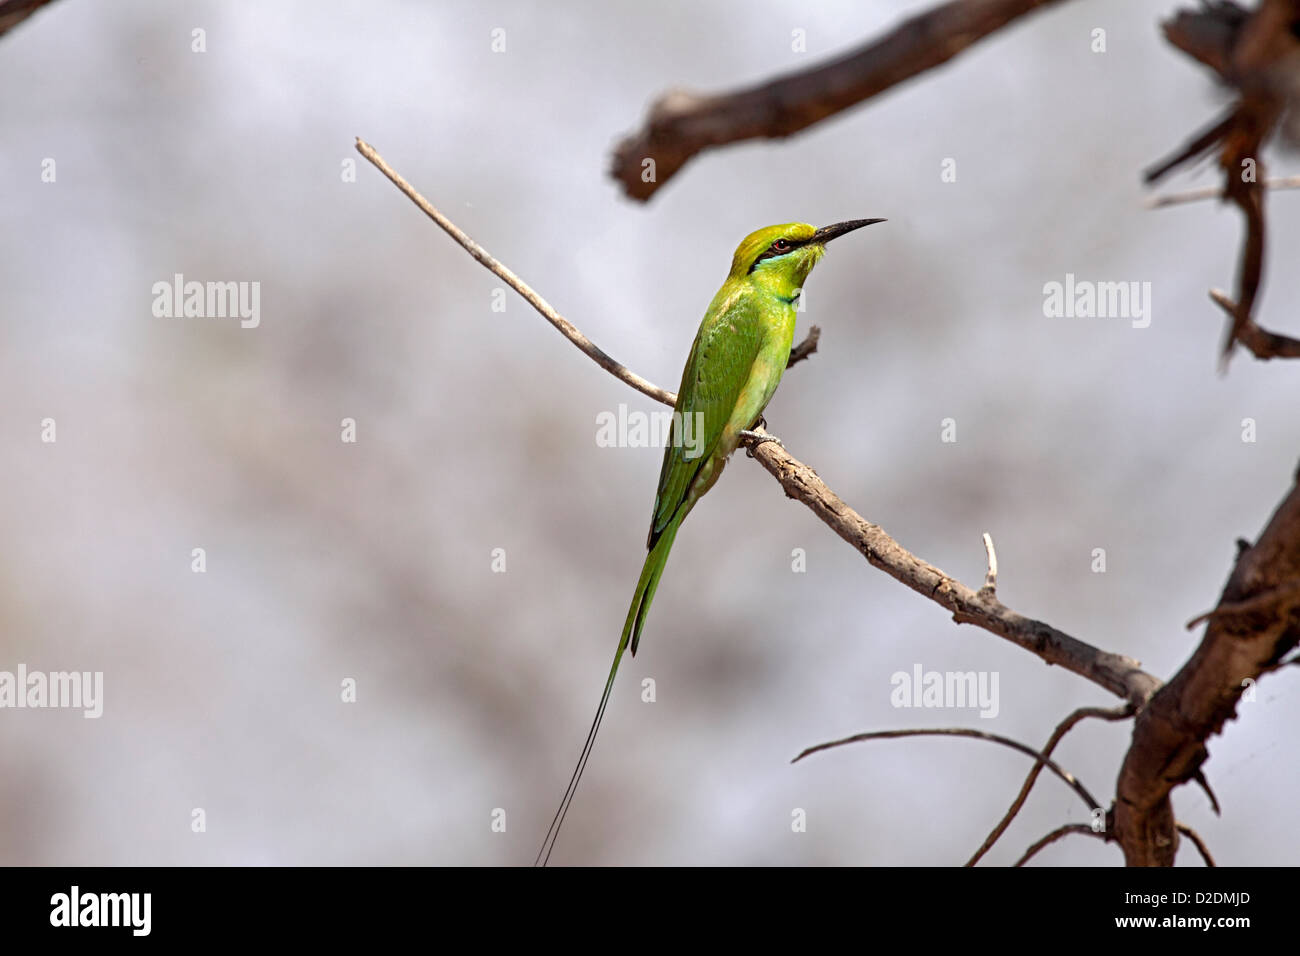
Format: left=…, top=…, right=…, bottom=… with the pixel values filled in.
left=536, top=218, right=883, bottom=865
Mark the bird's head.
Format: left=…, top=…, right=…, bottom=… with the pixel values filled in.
left=729, top=219, right=885, bottom=296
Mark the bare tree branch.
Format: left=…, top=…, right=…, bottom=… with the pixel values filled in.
left=1145, top=0, right=1300, bottom=363
left=744, top=437, right=1161, bottom=705
left=610, top=0, right=1072, bottom=201
left=1115, top=471, right=1300, bottom=865
left=0, top=0, right=58, bottom=38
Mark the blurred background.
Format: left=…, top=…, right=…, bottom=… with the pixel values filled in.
left=1, top=0, right=1297, bottom=865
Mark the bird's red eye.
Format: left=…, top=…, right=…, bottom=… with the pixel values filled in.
left=772, top=239, right=791, bottom=252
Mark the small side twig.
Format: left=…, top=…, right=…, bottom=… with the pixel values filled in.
left=1191, top=769, right=1221, bottom=817
left=786, top=325, right=821, bottom=368
left=1176, top=823, right=1216, bottom=866
left=1146, top=174, right=1300, bottom=208
left=1186, top=575, right=1300, bottom=629
left=1014, top=824, right=1102, bottom=866
left=980, top=533, right=998, bottom=595
left=1208, top=289, right=1300, bottom=362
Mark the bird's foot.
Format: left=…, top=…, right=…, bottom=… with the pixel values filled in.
left=739, top=428, right=783, bottom=457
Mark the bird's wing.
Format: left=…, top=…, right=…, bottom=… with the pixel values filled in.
left=648, top=287, right=764, bottom=547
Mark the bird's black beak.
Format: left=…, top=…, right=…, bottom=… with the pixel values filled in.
left=811, top=218, right=886, bottom=245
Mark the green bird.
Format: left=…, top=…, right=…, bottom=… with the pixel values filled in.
left=536, top=218, right=883, bottom=865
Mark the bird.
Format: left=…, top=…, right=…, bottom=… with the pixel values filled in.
left=535, top=218, right=884, bottom=866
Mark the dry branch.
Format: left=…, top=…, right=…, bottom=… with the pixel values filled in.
left=745, top=436, right=1161, bottom=706
left=610, top=0, right=1071, bottom=201
left=0, top=0, right=57, bottom=38
left=1115, top=471, right=1300, bottom=865
left=1146, top=0, right=1300, bottom=362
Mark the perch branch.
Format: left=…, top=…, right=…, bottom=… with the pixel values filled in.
left=356, top=138, right=1163, bottom=706
left=745, top=437, right=1161, bottom=705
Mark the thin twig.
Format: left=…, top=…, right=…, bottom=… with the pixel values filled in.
left=1191, top=769, right=1221, bottom=817
left=966, top=704, right=1133, bottom=867
left=1146, top=175, right=1300, bottom=208
left=793, top=727, right=1104, bottom=815
left=787, top=324, right=821, bottom=368
left=1186, top=576, right=1300, bottom=629
left=1014, top=824, right=1102, bottom=866
left=1176, top=823, right=1216, bottom=866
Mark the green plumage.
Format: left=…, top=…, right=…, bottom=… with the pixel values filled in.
left=536, top=218, right=882, bottom=865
